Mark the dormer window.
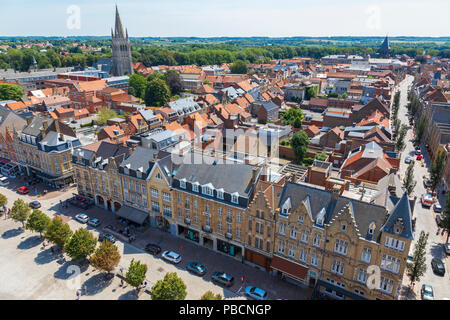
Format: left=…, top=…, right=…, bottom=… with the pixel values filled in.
left=231, top=192, right=239, bottom=204
left=217, top=188, right=224, bottom=200
left=316, top=217, right=323, bottom=226
left=192, top=182, right=199, bottom=192
left=368, top=222, right=376, bottom=235
left=180, top=178, right=186, bottom=189
left=202, top=183, right=214, bottom=196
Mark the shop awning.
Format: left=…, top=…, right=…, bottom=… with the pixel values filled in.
left=115, top=205, right=148, bottom=225
left=270, top=255, right=308, bottom=281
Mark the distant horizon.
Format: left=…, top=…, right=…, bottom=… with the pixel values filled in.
left=0, top=0, right=449, bottom=38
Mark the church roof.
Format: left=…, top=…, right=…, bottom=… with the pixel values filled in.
left=114, top=5, right=126, bottom=38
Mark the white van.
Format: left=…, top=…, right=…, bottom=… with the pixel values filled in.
left=0, top=176, right=10, bottom=186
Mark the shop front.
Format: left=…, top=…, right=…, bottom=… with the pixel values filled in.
left=217, top=239, right=242, bottom=258
left=183, top=227, right=199, bottom=243
left=155, top=215, right=171, bottom=232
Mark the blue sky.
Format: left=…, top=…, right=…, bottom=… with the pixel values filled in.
left=1, top=0, right=449, bottom=37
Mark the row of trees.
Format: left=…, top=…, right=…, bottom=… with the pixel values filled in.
left=0, top=83, right=24, bottom=101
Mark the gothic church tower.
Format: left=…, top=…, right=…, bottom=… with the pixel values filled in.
left=111, top=5, right=133, bottom=76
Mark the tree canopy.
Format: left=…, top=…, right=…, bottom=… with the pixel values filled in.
left=96, top=107, right=118, bottom=126
left=291, top=130, right=310, bottom=164
left=151, top=272, right=187, bottom=300
left=128, top=73, right=147, bottom=99
left=144, top=78, right=171, bottom=107
left=90, top=240, right=121, bottom=274
left=44, top=215, right=73, bottom=248
left=125, top=259, right=148, bottom=290
left=26, top=209, right=51, bottom=237
left=11, top=199, right=30, bottom=227
left=65, top=228, right=97, bottom=261
left=0, top=83, right=24, bottom=101
left=230, top=60, right=248, bottom=74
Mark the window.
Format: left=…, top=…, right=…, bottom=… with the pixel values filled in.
left=279, top=223, right=286, bottom=235
left=177, top=193, right=181, bottom=204
left=248, top=218, right=252, bottom=231
left=299, top=248, right=307, bottom=263
left=156, top=172, right=163, bottom=181
left=194, top=212, right=198, bottom=224
left=179, top=179, right=186, bottom=189
left=218, top=207, right=222, bottom=217
left=288, top=245, right=296, bottom=258
left=278, top=241, right=285, bottom=254
left=313, top=233, right=321, bottom=247
left=256, top=222, right=264, bottom=235
left=217, top=190, right=224, bottom=200
left=192, top=183, right=199, bottom=192
left=184, top=197, right=190, bottom=209
left=248, top=235, right=252, bottom=245
left=301, top=230, right=309, bottom=243
left=202, top=185, right=213, bottom=196
left=334, top=239, right=348, bottom=256
left=385, top=237, right=405, bottom=252
left=205, top=202, right=210, bottom=213
left=266, top=241, right=271, bottom=252
left=379, top=277, right=394, bottom=294
left=163, top=205, right=172, bottom=218
left=162, top=192, right=171, bottom=203
left=231, top=193, right=238, bottom=204
left=331, top=259, right=344, bottom=275
left=298, top=215, right=304, bottom=223
left=193, top=199, right=198, bottom=209
left=177, top=207, right=182, bottom=218
left=227, top=224, right=232, bottom=234
left=236, top=227, right=241, bottom=239
left=357, top=269, right=367, bottom=284
left=218, top=221, right=222, bottom=233
left=290, top=227, right=297, bottom=239
left=151, top=189, right=158, bottom=198
left=205, top=216, right=210, bottom=226
left=255, top=237, right=263, bottom=250
left=151, top=201, right=160, bottom=213
left=368, top=222, right=376, bottom=235
left=361, top=248, right=372, bottom=264
left=380, top=254, right=401, bottom=274
left=310, top=253, right=319, bottom=266
left=341, top=222, right=347, bottom=232
left=236, top=212, right=241, bottom=223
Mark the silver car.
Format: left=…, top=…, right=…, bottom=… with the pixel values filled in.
left=161, top=250, right=182, bottom=264
left=75, top=213, right=89, bottom=224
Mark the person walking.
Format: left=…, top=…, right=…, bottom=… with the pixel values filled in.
left=76, top=290, right=81, bottom=300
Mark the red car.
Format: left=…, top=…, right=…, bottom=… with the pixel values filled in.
left=16, top=186, right=29, bottom=194
left=416, top=155, right=423, bottom=160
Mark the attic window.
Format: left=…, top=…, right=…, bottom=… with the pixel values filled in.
left=316, top=217, right=323, bottom=226
left=231, top=192, right=239, bottom=204
left=368, top=222, right=376, bottom=235
left=180, top=179, right=186, bottom=189
left=192, top=182, right=199, bottom=192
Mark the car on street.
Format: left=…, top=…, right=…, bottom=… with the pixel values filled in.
left=186, top=262, right=207, bottom=276
left=433, top=204, right=442, bottom=213
left=211, top=271, right=234, bottom=287
left=71, top=120, right=77, bottom=124
left=98, top=233, right=116, bottom=243
left=431, top=258, right=445, bottom=276
left=423, top=179, right=432, bottom=188
left=416, top=155, right=423, bottom=160
left=421, top=194, right=433, bottom=208
left=144, top=243, right=161, bottom=255
left=444, top=243, right=450, bottom=255
left=405, top=156, right=412, bottom=164
left=421, top=284, right=434, bottom=300
left=88, top=218, right=101, bottom=227
left=29, top=201, right=41, bottom=209
left=0, top=176, right=9, bottom=186
left=16, top=186, right=29, bottom=194
left=244, top=286, right=268, bottom=300
left=75, top=213, right=89, bottom=223
left=161, top=250, right=182, bottom=264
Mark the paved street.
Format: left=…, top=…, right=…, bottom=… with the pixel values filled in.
left=395, top=75, right=450, bottom=300
left=0, top=177, right=311, bottom=300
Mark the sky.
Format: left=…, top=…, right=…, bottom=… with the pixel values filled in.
left=0, top=0, right=449, bottom=37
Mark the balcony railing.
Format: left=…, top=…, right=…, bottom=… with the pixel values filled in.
left=225, top=232, right=232, bottom=239
left=184, top=218, right=191, bottom=225
left=202, top=225, right=212, bottom=233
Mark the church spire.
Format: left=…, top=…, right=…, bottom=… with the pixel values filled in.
left=114, top=4, right=126, bottom=38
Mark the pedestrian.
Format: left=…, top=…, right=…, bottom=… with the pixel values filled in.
left=120, top=279, right=124, bottom=287
left=76, top=290, right=81, bottom=300
left=241, top=275, right=245, bottom=284
left=437, top=228, right=440, bottom=235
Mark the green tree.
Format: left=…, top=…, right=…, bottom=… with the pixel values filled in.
left=64, top=228, right=97, bottom=261
left=304, top=85, right=318, bottom=100
left=147, top=72, right=166, bottom=82
left=315, top=152, right=327, bottom=161
left=282, top=108, right=304, bottom=126
left=403, top=162, right=417, bottom=195
left=292, top=116, right=302, bottom=129
left=90, top=240, right=121, bottom=275
left=0, top=193, right=7, bottom=208
left=125, top=259, right=148, bottom=293
left=430, top=150, right=447, bottom=192
left=290, top=131, right=310, bottom=163
left=0, top=83, right=24, bottom=101
left=151, top=272, right=187, bottom=300
left=144, top=78, right=171, bottom=107
left=11, top=199, right=30, bottom=228
left=26, top=209, right=51, bottom=237
left=414, top=115, right=427, bottom=144
left=395, top=124, right=408, bottom=152
left=96, top=107, right=118, bottom=126
left=406, top=231, right=429, bottom=287
left=441, top=191, right=450, bottom=243
left=230, top=60, right=248, bottom=74
left=128, top=73, right=147, bottom=99
left=165, top=70, right=182, bottom=95
left=44, top=216, right=73, bottom=249
left=200, top=290, right=222, bottom=300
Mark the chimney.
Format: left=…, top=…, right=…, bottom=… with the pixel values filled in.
left=26, top=116, right=33, bottom=126
left=59, top=133, right=65, bottom=141
left=42, top=121, right=48, bottom=131
left=252, top=167, right=259, bottom=182
left=153, top=152, right=158, bottom=161
left=54, top=120, right=60, bottom=133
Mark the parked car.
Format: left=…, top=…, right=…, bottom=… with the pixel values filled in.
left=405, top=156, right=412, bottom=164
left=416, top=155, right=423, bottom=161
left=244, top=286, right=268, bottom=300
left=161, top=250, right=182, bottom=264
left=421, top=284, right=434, bottom=300
left=75, top=213, right=89, bottom=224
left=211, top=271, right=234, bottom=287
left=444, top=243, right=450, bottom=255
left=98, top=233, right=116, bottom=243
left=16, top=186, right=29, bottom=194
left=88, top=218, right=101, bottom=227
left=431, top=258, right=445, bottom=276
left=29, top=201, right=41, bottom=209
left=144, top=243, right=161, bottom=255
left=433, top=204, right=442, bottom=213
left=186, top=262, right=207, bottom=276
left=0, top=176, right=9, bottom=186
left=436, top=214, right=444, bottom=227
